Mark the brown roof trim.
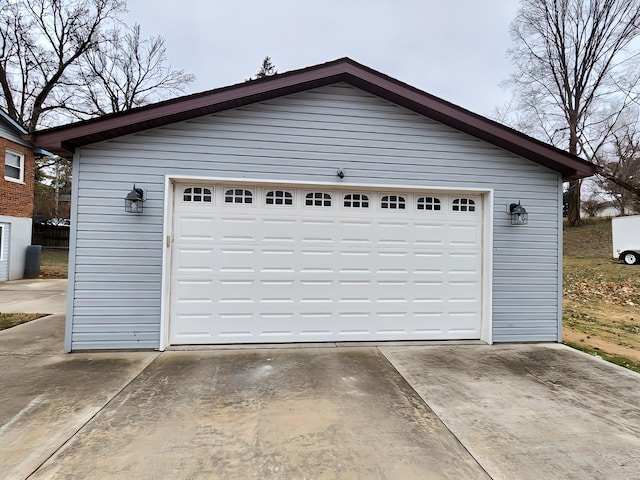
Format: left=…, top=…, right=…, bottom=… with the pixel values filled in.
left=31, top=57, right=596, bottom=180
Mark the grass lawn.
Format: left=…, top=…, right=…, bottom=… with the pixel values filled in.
left=0, top=313, right=48, bottom=331
left=40, top=248, right=68, bottom=279
left=563, top=217, right=640, bottom=372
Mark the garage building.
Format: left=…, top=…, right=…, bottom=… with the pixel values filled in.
left=32, top=58, right=596, bottom=352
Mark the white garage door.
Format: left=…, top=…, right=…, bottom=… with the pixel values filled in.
left=169, top=183, right=483, bottom=344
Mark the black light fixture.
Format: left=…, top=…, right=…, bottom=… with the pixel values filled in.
left=509, top=201, right=528, bottom=226
left=125, top=185, right=145, bottom=213
left=337, top=169, right=345, bottom=179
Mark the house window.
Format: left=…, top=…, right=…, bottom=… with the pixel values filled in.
left=452, top=198, right=476, bottom=212
left=417, top=197, right=441, bottom=211
left=183, top=187, right=212, bottom=203
left=266, top=190, right=293, bottom=206
left=344, top=193, right=369, bottom=208
left=4, top=149, right=24, bottom=182
left=305, top=192, right=331, bottom=207
left=225, top=188, right=253, bottom=204
left=380, top=195, right=406, bottom=210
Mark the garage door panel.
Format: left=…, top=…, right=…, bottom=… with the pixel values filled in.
left=170, top=185, right=483, bottom=344
left=174, top=313, right=482, bottom=342
left=189, top=248, right=459, bottom=274
left=175, top=284, right=482, bottom=309
left=174, top=215, right=216, bottom=239
left=173, top=313, right=213, bottom=333
left=449, top=234, right=482, bottom=248
left=218, top=218, right=260, bottom=240
left=448, top=253, right=481, bottom=274
left=174, top=249, right=215, bottom=272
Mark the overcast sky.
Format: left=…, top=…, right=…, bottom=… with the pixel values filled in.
left=125, top=0, right=521, bottom=118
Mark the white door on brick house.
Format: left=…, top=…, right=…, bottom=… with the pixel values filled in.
left=169, top=183, right=484, bottom=344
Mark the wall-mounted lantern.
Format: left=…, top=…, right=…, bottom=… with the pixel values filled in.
left=125, top=185, right=145, bottom=213
left=337, top=169, right=345, bottom=179
left=508, top=201, right=528, bottom=226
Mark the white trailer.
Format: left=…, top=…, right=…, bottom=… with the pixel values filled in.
left=612, top=215, right=640, bottom=265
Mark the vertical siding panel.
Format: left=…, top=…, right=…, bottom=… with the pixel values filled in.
left=0, top=223, right=10, bottom=281
left=71, top=84, right=561, bottom=350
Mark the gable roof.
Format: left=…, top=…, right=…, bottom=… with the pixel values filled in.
left=29, top=58, right=596, bottom=180
left=1, top=108, right=53, bottom=156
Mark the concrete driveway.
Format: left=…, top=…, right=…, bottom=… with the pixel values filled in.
left=1, top=301, right=639, bottom=478
left=0, top=278, right=67, bottom=314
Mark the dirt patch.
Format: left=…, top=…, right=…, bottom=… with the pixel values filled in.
left=562, top=327, right=640, bottom=363
left=563, top=299, right=640, bottom=361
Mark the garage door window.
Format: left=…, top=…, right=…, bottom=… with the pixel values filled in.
left=266, top=190, right=293, bottom=206
left=417, top=197, right=441, bottom=211
left=183, top=187, right=212, bottom=203
left=305, top=192, right=332, bottom=207
left=344, top=193, right=369, bottom=208
left=452, top=198, right=476, bottom=212
left=381, top=195, right=406, bottom=210
left=225, top=189, right=253, bottom=204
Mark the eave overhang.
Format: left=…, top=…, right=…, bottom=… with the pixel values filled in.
left=29, top=58, right=597, bottom=181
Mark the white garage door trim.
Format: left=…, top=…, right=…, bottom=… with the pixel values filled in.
left=159, top=175, right=493, bottom=350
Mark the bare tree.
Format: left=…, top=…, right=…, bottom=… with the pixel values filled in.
left=76, top=24, right=195, bottom=117
left=580, top=194, right=606, bottom=217
left=503, top=0, right=640, bottom=226
left=0, top=0, right=125, bottom=130
left=0, top=0, right=196, bottom=191
left=0, top=0, right=195, bottom=131
left=596, top=125, right=640, bottom=211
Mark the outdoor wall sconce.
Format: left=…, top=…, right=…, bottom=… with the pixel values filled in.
left=508, top=201, right=528, bottom=226
left=125, top=185, right=145, bottom=213
left=337, top=169, right=345, bottom=179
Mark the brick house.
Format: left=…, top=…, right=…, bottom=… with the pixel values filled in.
left=0, top=109, right=37, bottom=281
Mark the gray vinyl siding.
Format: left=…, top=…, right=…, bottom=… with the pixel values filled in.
left=0, top=120, right=30, bottom=147
left=70, top=83, right=561, bottom=350
left=0, top=223, right=9, bottom=281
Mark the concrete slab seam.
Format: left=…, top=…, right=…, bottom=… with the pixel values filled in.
left=375, top=347, right=495, bottom=479
left=24, top=352, right=162, bottom=480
